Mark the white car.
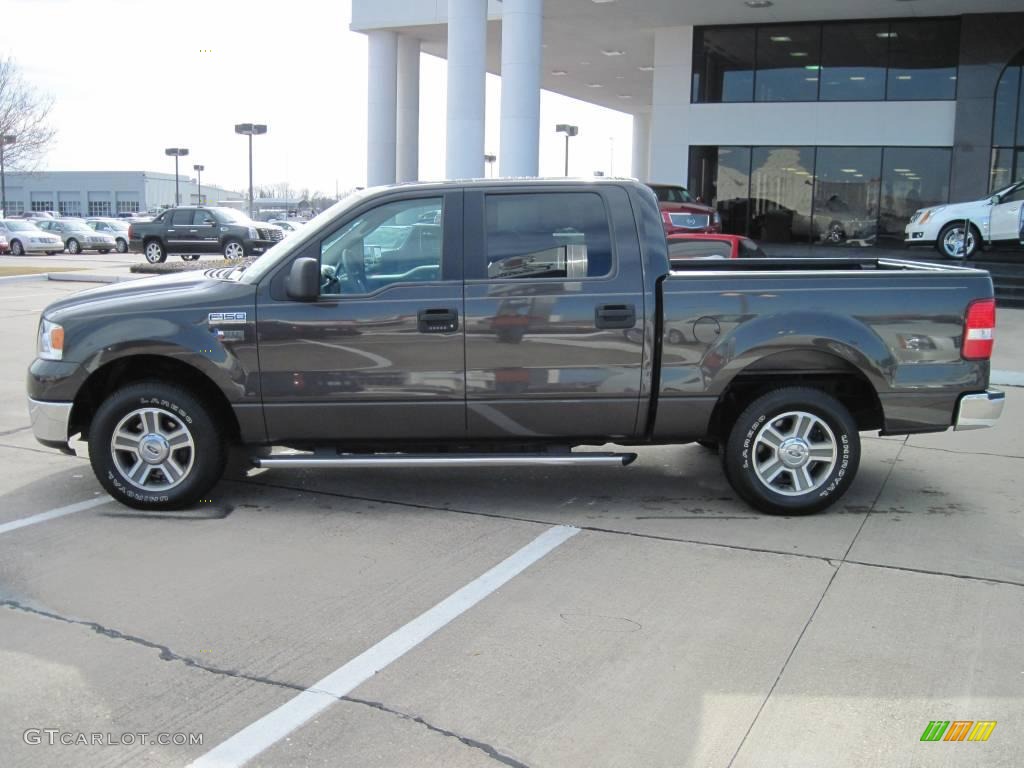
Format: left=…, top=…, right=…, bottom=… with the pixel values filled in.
left=905, top=181, right=1024, bottom=259
left=0, top=219, right=64, bottom=255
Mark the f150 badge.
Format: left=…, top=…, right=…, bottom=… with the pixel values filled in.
left=208, top=312, right=247, bottom=325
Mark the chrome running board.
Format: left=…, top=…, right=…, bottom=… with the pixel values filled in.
left=254, top=452, right=637, bottom=469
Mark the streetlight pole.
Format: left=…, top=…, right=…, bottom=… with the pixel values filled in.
left=193, top=164, right=204, bottom=204
left=234, top=123, right=267, bottom=219
left=1, top=134, right=17, bottom=215
left=164, top=148, right=189, bottom=206
left=555, top=124, right=578, bottom=177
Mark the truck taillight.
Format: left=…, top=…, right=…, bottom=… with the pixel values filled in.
left=962, top=298, right=995, bottom=361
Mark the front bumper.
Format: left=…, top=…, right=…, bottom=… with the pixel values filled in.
left=22, top=241, right=63, bottom=253
left=953, top=388, right=1005, bottom=431
left=28, top=397, right=73, bottom=446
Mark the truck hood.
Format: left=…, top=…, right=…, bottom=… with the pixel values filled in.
left=659, top=201, right=716, bottom=215
left=42, top=269, right=247, bottom=320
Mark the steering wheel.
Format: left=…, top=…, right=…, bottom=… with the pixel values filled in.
left=342, top=248, right=368, bottom=293
left=320, top=264, right=341, bottom=294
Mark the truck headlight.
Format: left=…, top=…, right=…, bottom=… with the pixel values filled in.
left=38, top=319, right=64, bottom=361
left=248, top=227, right=258, bottom=239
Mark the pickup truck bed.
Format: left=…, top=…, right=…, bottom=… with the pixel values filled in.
left=27, top=179, right=1003, bottom=515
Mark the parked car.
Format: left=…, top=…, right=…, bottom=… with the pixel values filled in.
left=86, top=218, right=131, bottom=253
left=0, top=219, right=63, bottom=255
left=667, top=233, right=768, bottom=260
left=128, top=206, right=285, bottom=263
left=905, top=180, right=1024, bottom=259
left=36, top=219, right=117, bottom=254
left=27, top=179, right=1002, bottom=516
left=648, top=183, right=722, bottom=235
left=269, top=219, right=305, bottom=234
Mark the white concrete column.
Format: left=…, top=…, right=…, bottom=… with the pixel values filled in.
left=446, top=0, right=487, bottom=179
left=499, top=0, right=542, bottom=177
left=396, top=35, right=421, bottom=183
left=649, top=26, right=693, bottom=186
left=367, top=30, right=398, bottom=187
left=631, top=111, right=650, bottom=182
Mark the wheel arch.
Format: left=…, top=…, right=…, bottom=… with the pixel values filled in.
left=69, top=355, right=240, bottom=443
left=704, top=350, right=885, bottom=442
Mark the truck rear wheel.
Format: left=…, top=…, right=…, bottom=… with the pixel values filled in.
left=88, top=382, right=226, bottom=510
left=722, top=387, right=860, bottom=515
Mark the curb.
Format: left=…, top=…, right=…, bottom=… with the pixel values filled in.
left=0, top=273, right=49, bottom=284
left=47, top=272, right=143, bottom=284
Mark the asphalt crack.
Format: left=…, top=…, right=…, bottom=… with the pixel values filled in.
left=343, top=695, right=530, bottom=768
left=2, top=599, right=530, bottom=767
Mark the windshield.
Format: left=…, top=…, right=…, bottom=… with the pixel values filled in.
left=652, top=186, right=695, bottom=204
left=2, top=220, right=39, bottom=231
left=212, top=207, right=253, bottom=224
left=240, top=188, right=376, bottom=284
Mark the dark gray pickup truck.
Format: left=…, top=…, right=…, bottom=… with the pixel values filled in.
left=27, top=179, right=1004, bottom=514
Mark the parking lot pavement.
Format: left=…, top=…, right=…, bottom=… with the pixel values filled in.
left=1, top=277, right=1022, bottom=767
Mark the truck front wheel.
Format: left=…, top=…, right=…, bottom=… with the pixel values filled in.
left=223, top=239, right=246, bottom=260
left=722, top=387, right=860, bottom=516
left=88, top=382, right=226, bottom=510
left=144, top=240, right=167, bottom=264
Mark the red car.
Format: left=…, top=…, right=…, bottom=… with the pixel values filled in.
left=667, top=233, right=767, bottom=260
left=648, top=184, right=721, bottom=235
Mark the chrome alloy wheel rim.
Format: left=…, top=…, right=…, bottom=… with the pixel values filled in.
left=145, top=242, right=163, bottom=263
left=110, top=407, right=196, bottom=491
left=224, top=242, right=244, bottom=260
left=942, top=226, right=974, bottom=259
left=752, top=411, right=838, bottom=496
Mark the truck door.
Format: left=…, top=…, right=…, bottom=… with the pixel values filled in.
left=255, top=190, right=466, bottom=442
left=989, top=183, right=1024, bottom=241
left=191, top=209, right=220, bottom=253
left=166, top=208, right=195, bottom=253
left=463, top=185, right=646, bottom=440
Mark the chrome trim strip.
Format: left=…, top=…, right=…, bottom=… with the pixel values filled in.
left=256, top=452, right=637, bottom=469
left=27, top=398, right=73, bottom=443
left=954, top=388, right=1005, bottom=431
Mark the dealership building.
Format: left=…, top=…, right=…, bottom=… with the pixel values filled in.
left=1, top=171, right=244, bottom=217
left=352, top=0, right=1024, bottom=246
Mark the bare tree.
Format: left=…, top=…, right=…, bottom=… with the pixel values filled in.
left=0, top=56, right=57, bottom=172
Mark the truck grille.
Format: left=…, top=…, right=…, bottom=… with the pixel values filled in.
left=668, top=213, right=711, bottom=229
left=257, top=228, right=285, bottom=242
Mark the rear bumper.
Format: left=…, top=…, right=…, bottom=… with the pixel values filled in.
left=954, top=388, right=1005, bottom=431
left=28, top=397, right=72, bottom=445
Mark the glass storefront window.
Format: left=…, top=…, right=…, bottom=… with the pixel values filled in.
left=993, top=61, right=1021, bottom=147
left=886, top=19, right=960, bottom=101
left=692, top=27, right=756, bottom=103
left=812, top=147, right=882, bottom=246
left=689, top=146, right=752, bottom=235
left=990, top=148, right=1015, bottom=193
left=879, top=147, right=952, bottom=245
left=749, top=147, right=816, bottom=242
left=755, top=25, right=821, bottom=102
left=820, top=22, right=889, bottom=101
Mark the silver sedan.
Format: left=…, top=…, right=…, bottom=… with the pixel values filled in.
left=0, top=219, right=64, bottom=255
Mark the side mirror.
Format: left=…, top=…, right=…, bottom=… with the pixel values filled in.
left=286, top=257, right=320, bottom=301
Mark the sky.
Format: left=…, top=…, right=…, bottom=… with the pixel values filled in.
left=1, top=0, right=634, bottom=197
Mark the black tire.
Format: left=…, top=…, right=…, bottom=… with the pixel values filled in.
left=88, top=382, right=226, bottom=510
left=144, top=239, right=166, bottom=264
left=937, top=222, right=980, bottom=260
left=723, top=387, right=860, bottom=516
left=223, top=239, right=246, bottom=260
left=67, top=238, right=81, bottom=254
left=116, top=238, right=128, bottom=253
left=10, top=239, right=24, bottom=256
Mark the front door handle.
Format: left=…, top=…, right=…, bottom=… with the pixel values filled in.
left=418, top=307, right=459, bottom=333
left=595, top=303, right=636, bottom=329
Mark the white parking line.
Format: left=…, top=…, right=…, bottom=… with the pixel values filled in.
left=190, top=524, right=581, bottom=768
left=0, top=496, right=112, bottom=536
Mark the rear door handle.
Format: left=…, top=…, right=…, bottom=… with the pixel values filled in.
left=595, top=303, right=636, bottom=329
left=418, top=307, right=459, bottom=333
